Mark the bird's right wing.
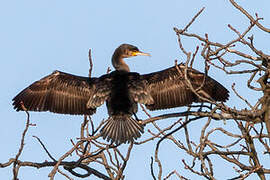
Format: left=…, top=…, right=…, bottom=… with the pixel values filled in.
left=12, top=71, right=99, bottom=115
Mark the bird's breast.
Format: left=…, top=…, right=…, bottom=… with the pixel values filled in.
left=106, top=72, right=138, bottom=115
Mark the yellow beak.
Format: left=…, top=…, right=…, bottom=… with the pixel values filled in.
left=132, top=51, right=151, bottom=57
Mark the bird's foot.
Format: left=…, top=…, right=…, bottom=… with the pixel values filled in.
left=133, top=113, right=140, bottom=121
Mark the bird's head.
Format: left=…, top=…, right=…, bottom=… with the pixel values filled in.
left=112, top=44, right=150, bottom=72
left=115, top=44, right=151, bottom=59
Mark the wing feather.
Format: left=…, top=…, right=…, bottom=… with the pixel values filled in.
left=12, top=70, right=98, bottom=115
left=86, top=74, right=112, bottom=109
left=142, top=64, right=229, bottom=110
left=127, top=73, right=154, bottom=105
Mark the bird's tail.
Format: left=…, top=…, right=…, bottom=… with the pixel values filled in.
left=100, top=115, right=144, bottom=144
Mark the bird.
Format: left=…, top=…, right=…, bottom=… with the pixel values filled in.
left=12, top=44, right=229, bottom=144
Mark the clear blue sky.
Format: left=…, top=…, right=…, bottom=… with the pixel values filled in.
left=1, top=0, right=270, bottom=179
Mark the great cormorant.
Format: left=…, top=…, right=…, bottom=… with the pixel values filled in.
left=12, top=44, right=229, bottom=144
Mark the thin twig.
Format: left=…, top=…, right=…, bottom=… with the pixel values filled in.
left=13, top=102, right=31, bottom=180
left=33, top=136, right=57, bottom=162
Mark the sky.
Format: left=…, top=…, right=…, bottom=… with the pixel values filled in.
left=1, top=0, right=270, bottom=179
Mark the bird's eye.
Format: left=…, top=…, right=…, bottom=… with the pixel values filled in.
left=131, top=47, right=139, bottom=52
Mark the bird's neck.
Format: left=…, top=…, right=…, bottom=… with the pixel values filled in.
left=112, top=51, right=130, bottom=72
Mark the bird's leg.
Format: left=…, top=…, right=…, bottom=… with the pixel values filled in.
left=133, top=112, right=145, bottom=126
left=133, top=113, right=140, bottom=121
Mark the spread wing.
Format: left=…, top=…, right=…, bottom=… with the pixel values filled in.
left=86, top=74, right=112, bottom=109
left=12, top=71, right=99, bottom=115
left=141, top=64, right=229, bottom=110
left=127, top=73, right=154, bottom=105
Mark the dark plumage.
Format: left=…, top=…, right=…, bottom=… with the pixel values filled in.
left=13, top=71, right=97, bottom=115
left=143, top=64, right=229, bottom=110
left=12, top=44, right=229, bottom=144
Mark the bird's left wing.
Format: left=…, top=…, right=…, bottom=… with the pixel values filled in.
left=141, top=64, right=229, bottom=111
left=127, top=73, right=154, bottom=105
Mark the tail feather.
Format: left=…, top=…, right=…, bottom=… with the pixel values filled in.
left=100, top=115, right=144, bottom=144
